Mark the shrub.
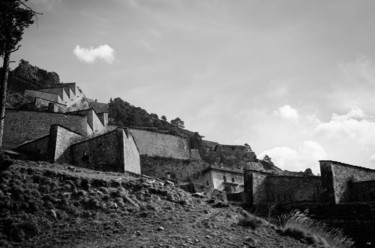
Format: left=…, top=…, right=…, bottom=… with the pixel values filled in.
left=238, top=214, right=267, bottom=230
left=278, top=210, right=354, bottom=248
left=80, top=178, right=90, bottom=190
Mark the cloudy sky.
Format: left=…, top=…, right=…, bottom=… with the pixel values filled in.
left=6, top=0, right=375, bottom=173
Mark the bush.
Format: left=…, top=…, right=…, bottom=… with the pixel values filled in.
left=238, top=214, right=267, bottom=230
left=278, top=210, right=354, bottom=248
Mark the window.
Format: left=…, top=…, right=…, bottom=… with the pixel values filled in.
left=223, top=176, right=227, bottom=182
left=206, top=181, right=209, bottom=186
left=232, top=177, right=235, bottom=183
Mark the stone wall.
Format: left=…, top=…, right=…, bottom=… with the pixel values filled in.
left=140, top=155, right=205, bottom=181
left=70, top=129, right=140, bottom=174
left=14, top=135, right=50, bottom=160
left=97, top=112, right=108, bottom=126
left=266, top=175, right=322, bottom=204
left=49, top=125, right=83, bottom=163
left=34, top=97, right=66, bottom=112
left=320, top=161, right=375, bottom=203
left=351, top=181, right=375, bottom=202
left=250, top=171, right=269, bottom=205
left=24, top=90, right=62, bottom=105
left=129, top=128, right=190, bottom=160
left=123, top=129, right=141, bottom=174
left=40, top=88, right=68, bottom=105
left=4, top=109, right=88, bottom=149
left=68, top=109, right=105, bottom=135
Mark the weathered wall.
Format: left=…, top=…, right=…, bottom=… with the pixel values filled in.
left=129, top=128, right=190, bottom=160
left=67, top=109, right=105, bottom=134
left=320, top=161, right=335, bottom=204
left=70, top=129, right=140, bottom=174
left=3, top=109, right=88, bottom=149
left=251, top=171, right=269, bottom=205
left=140, top=155, right=205, bottom=181
left=320, top=161, right=375, bottom=203
left=190, top=149, right=202, bottom=161
left=208, top=168, right=244, bottom=192
left=266, top=176, right=322, bottom=204
left=40, top=88, right=68, bottom=105
left=123, top=130, right=141, bottom=174
left=351, top=181, right=375, bottom=202
left=48, top=125, right=83, bottom=163
left=71, top=129, right=123, bottom=172
left=23, top=90, right=62, bottom=105
left=34, top=97, right=66, bottom=112
left=97, top=112, right=108, bottom=126
left=14, top=135, right=50, bottom=159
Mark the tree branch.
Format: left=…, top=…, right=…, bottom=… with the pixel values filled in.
left=19, top=1, right=43, bottom=15
left=10, top=45, right=21, bottom=53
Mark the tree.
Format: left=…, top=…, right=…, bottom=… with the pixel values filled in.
left=161, top=115, right=167, bottom=122
left=303, top=168, right=314, bottom=176
left=0, top=0, right=37, bottom=148
left=171, top=117, right=184, bottom=129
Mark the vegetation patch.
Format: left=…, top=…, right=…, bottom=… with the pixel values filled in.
left=278, top=210, right=354, bottom=248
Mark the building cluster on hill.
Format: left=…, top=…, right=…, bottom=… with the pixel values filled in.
left=6, top=62, right=375, bottom=222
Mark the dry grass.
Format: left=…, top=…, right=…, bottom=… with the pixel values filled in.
left=238, top=214, right=268, bottom=230
left=278, top=210, right=354, bottom=248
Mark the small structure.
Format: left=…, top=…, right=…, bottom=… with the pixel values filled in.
left=195, top=166, right=244, bottom=193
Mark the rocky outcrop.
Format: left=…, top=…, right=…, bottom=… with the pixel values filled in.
left=7, top=60, right=60, bottom=93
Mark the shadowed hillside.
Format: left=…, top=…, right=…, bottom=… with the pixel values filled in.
left=0, top=156, right=352, bottom=248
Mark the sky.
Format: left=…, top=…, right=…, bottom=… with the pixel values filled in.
left=5, top=0, right=375, bottom=173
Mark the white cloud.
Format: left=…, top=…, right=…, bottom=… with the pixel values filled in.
left=259, top=141, right=327, bottom=174
left=315, top=108, right=375, bottom=148
left=73, top=45, right=115, bottom=64
left=275, top=105, right=299, bottom=120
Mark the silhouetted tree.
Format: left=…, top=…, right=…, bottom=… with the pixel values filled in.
left=0, top=0, right=38, bottom=147
left=171, top=117, right=184, bottom=129
left=303, top=168, right=314, bottom=176
left=161, top=115, right=167, bottom=122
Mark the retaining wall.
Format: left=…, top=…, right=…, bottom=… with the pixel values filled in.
left=320, top=161, right=375, bottom=203
left=140, top=155, right=204, bottom=181
left=14, top=135, right=50, bottom=160
left=266, top=175, right=322, bottom=203
left=4, top=109, right=87, bottom=149
left=70, top=129, right=140, bottom=174
left=49, top=125, right=83, bottom=162
left=129, top=128, right=190, bottom=160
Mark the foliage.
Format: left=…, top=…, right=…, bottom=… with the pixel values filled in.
left=108, top=97, right=189, bottom=134
left=0, top=0, right=35, bottom=56
left=278, top=209, right=354, bottom=248
left=171, top=117, right=185, bottom=129
left=238, top=214, right=267, bottom=230
left=303, top=168, right=314, bottom=176
left=0, top=0, right=37, bottom=148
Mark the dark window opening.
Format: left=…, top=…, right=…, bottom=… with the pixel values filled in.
left=232, top=177, right=235, bottom=183
left=206, top=181, right=209, bottom=186
left=223, top=176, right=227, bottom=182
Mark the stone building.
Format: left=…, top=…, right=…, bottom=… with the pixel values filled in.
left=244, top=160, right=375, bottom=207
left=22, top=82, right=88, bottom=112
left=4, top=83, right=141, bottom=174
left=195, top=166, right=244, bottom=193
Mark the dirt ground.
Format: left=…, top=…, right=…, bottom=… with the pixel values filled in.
left=0, top=159, right=311, bottom=248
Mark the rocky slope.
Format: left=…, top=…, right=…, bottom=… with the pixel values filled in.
left=0, top=156, right=319, bottom=248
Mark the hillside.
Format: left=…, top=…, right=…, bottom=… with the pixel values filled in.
left=7, top=60, right=60, bottom=93
left=0, top=156, right=324, bottom=248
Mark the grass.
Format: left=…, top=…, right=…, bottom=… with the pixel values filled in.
left=278, top=209, right=354, bottom=248
left=238, top=214, right=268, bottom=230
